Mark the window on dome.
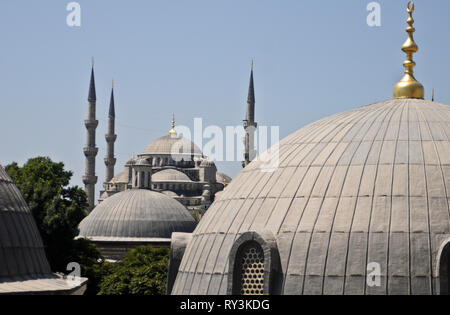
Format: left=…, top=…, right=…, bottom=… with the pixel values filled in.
left=439, top=241, right=450, bottom=295
left=234, top=241, right=265, bottom=295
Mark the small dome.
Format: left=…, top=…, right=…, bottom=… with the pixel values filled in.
left=0, top=165, right=86, bottom=294
left=135, top=158, right=151, bottom=166
left=78, top=189, right=196, bottom=240
left=152, top=169, right=192, bottom=182
left=126, top=156, right=137, bottom=165
left=200, top=158, right=215, bottom=168
left=216, top=172, right=232, bottom=185
left=141, top=135, right=202, bottom=156
left=172, top=99, right=450, bottom=295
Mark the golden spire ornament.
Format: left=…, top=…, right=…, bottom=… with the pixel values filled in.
left=393, top=1, right=424, bottom=99
left=168, top=113, right=177, bottom=137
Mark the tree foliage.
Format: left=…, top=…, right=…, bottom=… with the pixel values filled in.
left=5, top=157, right=101, bottom=275
left=6, top=157, right=169, bottom=295
left=98, top=246, right=169, bottom=295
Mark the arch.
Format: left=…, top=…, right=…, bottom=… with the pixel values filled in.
left=438, top=239, right=450, bottom=295
left=227, top=231, right=281, bottom=295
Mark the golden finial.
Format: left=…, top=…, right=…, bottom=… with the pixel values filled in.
left=393, top=1, right=424, bottom=99
left=168, top=113, right=177, bottom=137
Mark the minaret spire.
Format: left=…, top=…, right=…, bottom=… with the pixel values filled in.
left=83, top=60, right=99, bottom=211
left=105, top=80, right=117, bottom=183
left=393, top=1, right=424, bottom=99
left=243, top=60, right=257, bottom=168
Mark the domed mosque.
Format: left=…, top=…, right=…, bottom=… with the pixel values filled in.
left=0, top=165, right=87, bottom=294
left=78, top=52, right=248, bottom=260
left=100, top=113, right=229, bottom=216
left=169, top=2, right=450, bottom=295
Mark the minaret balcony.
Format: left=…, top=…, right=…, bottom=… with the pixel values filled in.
left=82, top=175, right=98, bottom=185
left=105, top=134, right=117, bottom=142
left=104, top=157, right=117, bottom=165
left=84, top=120, right=99, bottom=129
left=83, top=146, right=99, bottom=157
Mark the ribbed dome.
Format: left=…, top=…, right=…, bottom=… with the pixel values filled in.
left=172, top=99, right=450, bottom=295
left=0, top=165, right=86, bottom=294
left=153, top=169, right=192, bottom=182
left=141, top=135, right=202, bottom=156
left=78, top=189, right=196, bottom=240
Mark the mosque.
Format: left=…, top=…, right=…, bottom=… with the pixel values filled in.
left=168, top=2, right=450, bottom=295
left=76, top=47, right=255, bottom=259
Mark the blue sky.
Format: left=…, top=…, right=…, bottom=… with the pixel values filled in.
left=1, top=0, right=449, bottom=194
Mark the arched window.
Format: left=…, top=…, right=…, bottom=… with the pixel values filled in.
left=235, top=241, right=265, bottom=295
left=228, top=231, right=280, bottom=295
left=439, top=241, right=450, bottom=295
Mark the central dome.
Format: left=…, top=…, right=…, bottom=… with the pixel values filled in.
left=141, top=135, right=202, bottom=157
left=172, top=99, right=450, bottom=295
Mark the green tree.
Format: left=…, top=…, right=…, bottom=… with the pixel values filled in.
left=5, top=157, right=103, bottom=293
left=98, top=246, right=169, bottom=295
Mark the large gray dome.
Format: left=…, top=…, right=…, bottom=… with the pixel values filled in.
left=0, top=165, right=86, bottom=294
left=78, top=189, right=197, bottom=240
left=172, top=99, right=450, bottom=295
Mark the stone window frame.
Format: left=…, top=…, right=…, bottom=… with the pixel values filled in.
left=227, top=231, right=280, bottom=295
left=437, top=238, right=450, bottom=295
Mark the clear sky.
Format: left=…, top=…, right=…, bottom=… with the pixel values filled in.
left=1, top=0, right=449, bottom=194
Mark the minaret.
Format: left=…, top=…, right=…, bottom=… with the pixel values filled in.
left=83, top=59, right=99, bottom=211
left=242, top=61, right=257, bottom=168
left=104, top=81, right=117, bottom=183
left=393, top=1, right=424, bottom=99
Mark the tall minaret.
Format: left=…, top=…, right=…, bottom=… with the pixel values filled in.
left=83, top=59, right=99, bottom=211
left=242, top=61, right=257, bottom=168
left=104, top=81, right=117, bottom=183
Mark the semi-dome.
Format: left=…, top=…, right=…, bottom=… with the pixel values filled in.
left=153, top=169, right=192, bottom=182
left=78, top=189, right=196, bottom=241
left=141, top=135, right=203, bottom=157
left=111, top=169, right=129, bottom=184
left=0, top=165, right=86, bottom=294
left=172, top=99, right=450, bottom=295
